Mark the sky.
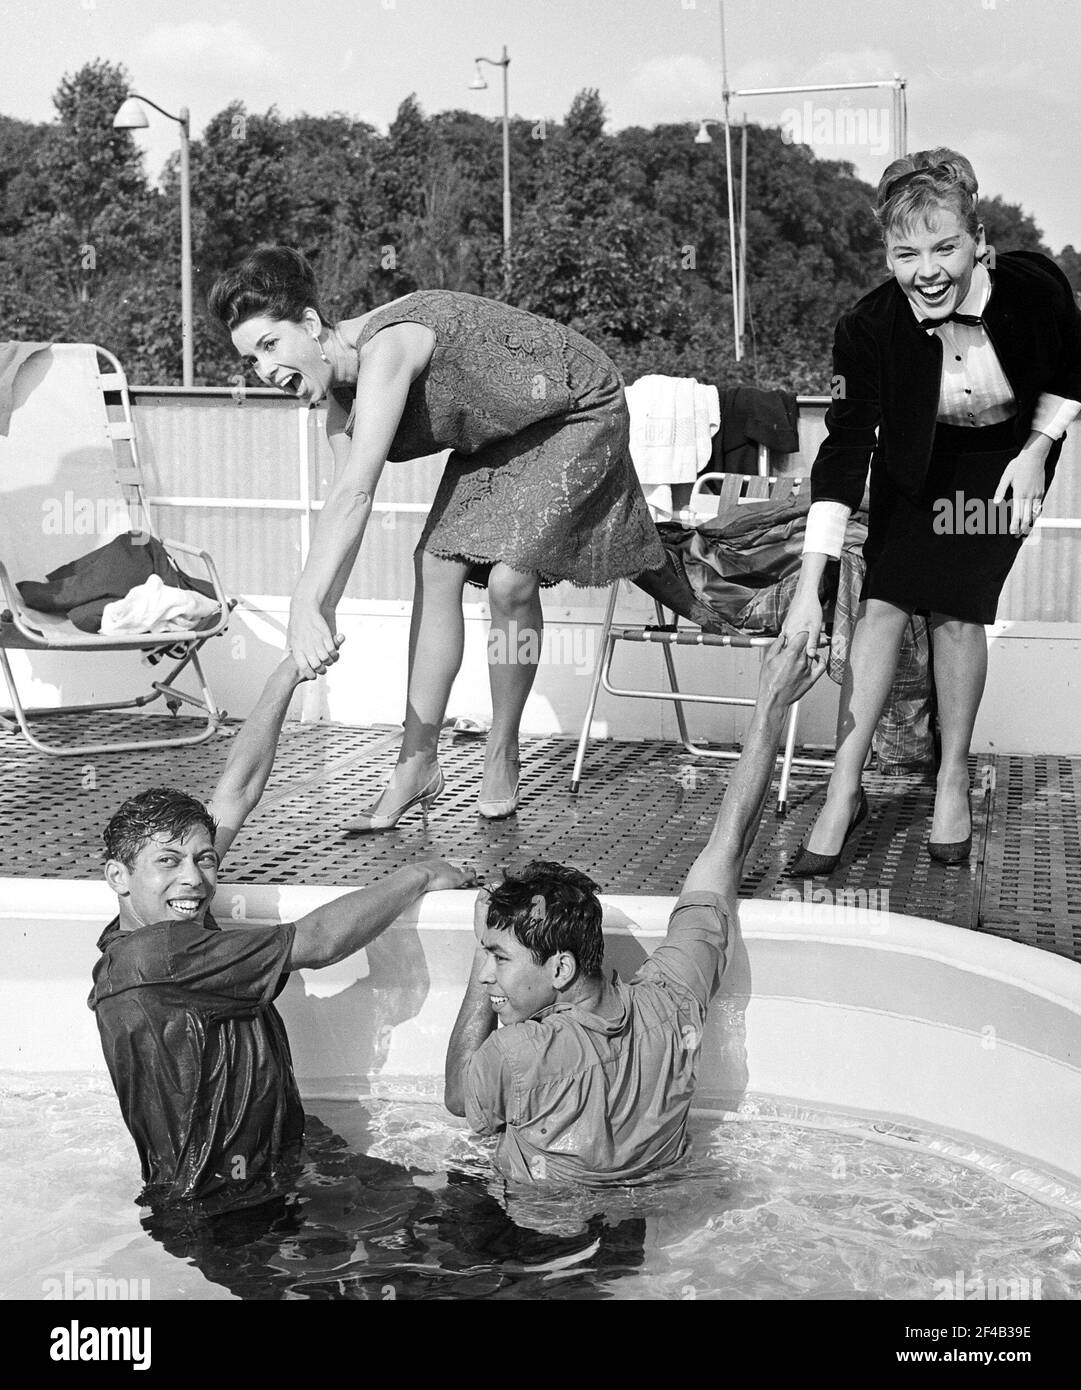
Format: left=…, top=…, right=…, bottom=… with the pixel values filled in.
left=2, top=0, right=1079, bottom=251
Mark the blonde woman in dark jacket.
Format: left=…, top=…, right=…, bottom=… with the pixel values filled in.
left=783, top=148, right=1081, bottom=872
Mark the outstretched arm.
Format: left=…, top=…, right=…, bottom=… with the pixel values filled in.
left=288, top=858, right=476, bottom=970
left=287, top=323, right=435, bottom=678
left=444, top=891, right=498, bottom=1117
left=209, top=656, right=318, bottom=861
left=682, top=633, right=825, bottom=905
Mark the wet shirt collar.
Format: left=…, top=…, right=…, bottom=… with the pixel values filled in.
left=530, top=973, right=632, bottom=1037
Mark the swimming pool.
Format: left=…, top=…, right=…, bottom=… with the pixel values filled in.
left=2, top=877, right=1080, bottom=1298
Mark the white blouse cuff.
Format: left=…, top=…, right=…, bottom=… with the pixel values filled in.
left=803, top=501, right=851, bottom=558
left=1032, top=393, right=1081, bottom=440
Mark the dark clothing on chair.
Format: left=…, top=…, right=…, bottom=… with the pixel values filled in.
left=706, top=387, right=800, bottom=475
left=634, top=496, right=935, bottom=766
left=17, top=533, right=217, bottom=633
left=658, top=492, right=812, bottom=629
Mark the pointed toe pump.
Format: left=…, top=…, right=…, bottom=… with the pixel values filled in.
left=344, top=766, right=445, bottom=834
left=477, top=777, right=520, bottom=821
left=788, top=788, right=869, bottom=878
left=927, top=788, right=972, bottom=865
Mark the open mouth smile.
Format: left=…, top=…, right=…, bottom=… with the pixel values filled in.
left=915, top=283, right=952, bottom=306
left=167, top=898, right=204, bottom=918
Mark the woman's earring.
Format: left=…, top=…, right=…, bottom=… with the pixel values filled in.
left=317, top=339, right=329, bottom=364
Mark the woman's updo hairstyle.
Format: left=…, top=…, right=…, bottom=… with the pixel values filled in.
left=208, top=245, right=325, bottom=332
left=874, top=147, right=979, bottom=242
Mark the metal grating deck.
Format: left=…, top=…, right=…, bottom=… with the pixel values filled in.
left=1, top=712, right=1079, bottom=965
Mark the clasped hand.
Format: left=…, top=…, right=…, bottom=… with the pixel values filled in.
left=758, top=629, right=827, bottom=708
left=287, top=602, right=344, bottom=680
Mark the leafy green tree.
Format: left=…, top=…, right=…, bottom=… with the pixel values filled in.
left=38, top=59, right=152, bottom=304
left=979, top=196, right=1048, bottom=257
left=0, top=60, right=182, bottom=376
left=512, top=90, right=683, bottom=356
left=3, top=69, right=1070, bottom=391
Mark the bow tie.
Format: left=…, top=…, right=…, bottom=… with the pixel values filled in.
left=921, top=310, right=984, bottom=332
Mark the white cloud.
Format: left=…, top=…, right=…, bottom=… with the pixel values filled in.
left=133, top=21, right=282, bottom=78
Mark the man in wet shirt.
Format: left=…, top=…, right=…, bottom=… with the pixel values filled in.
left=89, top=653, right=472, bottom=1213
left=444, top=631, right=824, bottom=1185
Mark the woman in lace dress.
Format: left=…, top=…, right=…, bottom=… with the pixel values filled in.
left=210, top=247, right=665, bottom=828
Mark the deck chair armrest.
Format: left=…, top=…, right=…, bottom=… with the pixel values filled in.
left=144, top=537, right=233, bottom=640
left=689, top=472, right=727, bottom=503
left=158, top=536, right=232, bottom=632
left=0, top=558, right=20, bottom=612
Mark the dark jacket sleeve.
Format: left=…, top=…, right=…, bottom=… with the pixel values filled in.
left=1031, top=254, right=1081, bottom=405
left=810, top=308, right=882, bottom=510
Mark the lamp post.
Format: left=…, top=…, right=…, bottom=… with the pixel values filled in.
left=469, top=46, right=511, bottom=298
left=113, top=95, right=193, bottom=387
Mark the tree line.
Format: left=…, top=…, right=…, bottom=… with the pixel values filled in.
left=2, top=59, right=1076, bottom=391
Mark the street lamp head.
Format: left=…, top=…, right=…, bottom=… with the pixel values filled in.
left=693, top=121, right=713, bottom=145
left=113, top=97, right=149, bottom=130
left=468, top=65, right=488, bottom=91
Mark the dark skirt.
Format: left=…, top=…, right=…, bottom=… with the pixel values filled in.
left=861, top=419, right=1049, bottom=624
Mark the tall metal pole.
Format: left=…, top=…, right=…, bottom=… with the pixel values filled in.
left=501, top=46, right=512, bottom=297
left=178, top=107, right=193, bottom=388
left=719, top=0, right=741, bottom=362
left=738, top=116, right=747, bottom=355
left=722, top=98, right=741, bottom=362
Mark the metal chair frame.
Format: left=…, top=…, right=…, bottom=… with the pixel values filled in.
left=570, top=467, right=834, bottom=816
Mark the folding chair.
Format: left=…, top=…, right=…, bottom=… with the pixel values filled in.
left=0, top=344, right=232, bottom=756
left=570, top=469, right=834, bottom=816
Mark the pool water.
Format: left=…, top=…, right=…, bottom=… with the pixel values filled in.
left=3, top=1073, right=1079, bottom=1301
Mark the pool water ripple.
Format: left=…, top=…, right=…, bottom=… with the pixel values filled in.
left=2, top=1073, right=1078, bottom=1301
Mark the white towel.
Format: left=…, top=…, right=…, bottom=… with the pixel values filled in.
left=99, top=574, right=219, bottom=635
left=625, top=375, right=720, bottom=489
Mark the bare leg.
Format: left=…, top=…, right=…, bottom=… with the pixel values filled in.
left=482, top=563, right=543, bottom=803
left=804, top=598, right=912, bottom=854
left=927, top=614, right=986, bottom=841
left=367, top=550, right=471, bottom=815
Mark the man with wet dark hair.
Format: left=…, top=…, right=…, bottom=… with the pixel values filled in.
left=485, top=861, right=605, bottom=978
left=445, top=632, right=824, bottom=1185
left=90, top=655, right=473, bottom=1213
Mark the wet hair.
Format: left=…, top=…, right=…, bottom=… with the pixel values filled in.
left=207, top=245, right=326, bottom=332
left=874, top=147, right=979, bottom=242
left=103, top=787, right=218, bottom=869
left=486, top=860, right=604, bottom=979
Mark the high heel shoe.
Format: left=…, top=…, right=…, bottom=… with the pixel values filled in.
left=927, top=788, right=972, bottom=865
left=477, top=778, right=520, bottom=821
left=788, top=789, right=869, bottom=878
left=344, top=766, right=444, bottom=834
